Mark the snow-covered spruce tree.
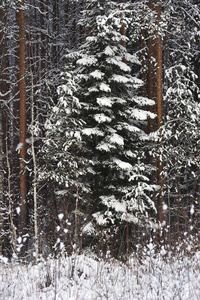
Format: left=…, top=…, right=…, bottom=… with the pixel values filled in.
left=76, top=0, right=158, bottom=252
left=160, top=65, right=200, bottom=241
left=159, top=0, right=200, bottom=243
left=42, top=0, right=158, bottom=255
left=39, top=67, right=89, bottom=252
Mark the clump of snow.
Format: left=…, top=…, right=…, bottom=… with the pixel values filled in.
left=110, top=74, right=130, bottom=84
left=16, top=143, right=24, bottom=153
left=104, top=46, right=114, bottom=56
left=113, top=158, right=132, bottom=170
left=16, top=207, right=20, bottom=215
left=100, top=195, right=126, bottom=213
left=134, top=96, right=155, bottom=107
left=97, top=97, right=113, bottom=107
left=90, top=70, right=104, bottom=79
left=106, top=57, right=131, bottom=72
left=109, top=133, right=124, bottom=146
left=163, top=203, right=168, bottom=211
left=190, top=204, right=194, bottom=215
left=82, top=127, right=104, bottom=137
left=58, top=213, right=64, bottom=220
left=77, top=56, right=97, bottom=66
left=129, top=108, right=156, bottom=120
left=94, top=113, right=112, bottom=123
left=99, top=82, right=111, bottom=92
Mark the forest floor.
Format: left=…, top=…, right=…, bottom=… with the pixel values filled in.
left=0, top=247, right=200, bottom=300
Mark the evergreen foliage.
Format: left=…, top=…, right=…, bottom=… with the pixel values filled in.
left=158, top=0, right=200, bottom=237
left=42, top=0, right=158, bottom=253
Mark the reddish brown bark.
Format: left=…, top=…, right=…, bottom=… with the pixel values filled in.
left=147, top=0, right=164, bottom=227
left=148, top=0, right=157, bottom=132
left=18, top=0, right=27, bottom=235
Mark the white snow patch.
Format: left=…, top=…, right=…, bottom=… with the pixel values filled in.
left=190, top=204, right=194, bottom=215
left=16, top=207, right=20, bottom=214
left=109, top=133, right=124, bottom=146
left=134, top=96, right=155, bottom=106
left=113, top=158, right=132, bottom=170
left=82, top=128, right=104, bottom=136
left=106, top=57, right=131, bottom=72
left=163, top=203, right=168, bottom=211
left=77, top=56, right=97, bottom=66
left=82, top=222, right=96, bottom=235
left=110, top=74, right=130, bottom=84
left=96, top=142, right=113, bottom=152
left=16, top=143, right=24, bottom=153
left=94, top=114, right=112, bottom=123
left=99, top=82, right=111, bottom=92
left=26, top=138, right=32, bottom=144
left=124, top=52, right=140, bottom=64
left=129, top=108, right=156, bottom=120
left=90, top=70, right=104, bottom=79
left=97, top=97, right=113, bottom=107
left=121, top=124, right=141, bottom=133
left=93, top=212, right=108, bottom=225
left=101, top=195, right=126, bottom=213
left=58, top=213, right=64, bottom=220
left=0, top=252, right=200, bottom=299
left=17, top=236, right=22, bottom=244
left=104, top=46, right=114, bottom=56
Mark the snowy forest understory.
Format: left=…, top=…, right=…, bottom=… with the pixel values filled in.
left=1, top=250, right=200, bottom=299
left=0, top=0, right=200, bottom=296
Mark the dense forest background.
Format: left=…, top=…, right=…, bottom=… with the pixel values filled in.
left=0, top=0, right=199, bottom=261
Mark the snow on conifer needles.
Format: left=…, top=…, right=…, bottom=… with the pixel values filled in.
left=41, top=0, right=158, bottom=244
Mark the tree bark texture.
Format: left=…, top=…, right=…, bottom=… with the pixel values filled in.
left=0, top=5, right=6, bottom=255
left=18, top=0, right=27, bottom=236
left=155, top=0, right=164, bottom=225
left=148, top=0, right=157, bottom=132
left=148, top=0, right=164, bottom=226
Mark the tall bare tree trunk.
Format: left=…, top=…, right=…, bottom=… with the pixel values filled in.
left=6, top=121, right=17, bottom=253
left=155, top=0, right=164, bottom=226
left=0, top=5, right=5, bottom=256
left=0, top=5, right=8, bottom=255
left=148, top=0, right=164, bottom=229
left=28, top=22, right=39, bottom=262
left=18, top=0, right=27, bottom=238
left=119, top=0, right=129, bottom=258
left=0, top=109, right=3, bottom=255
left=148, top=0, right=156, bottom=132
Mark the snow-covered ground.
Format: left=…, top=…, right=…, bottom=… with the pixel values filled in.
left=0, top=248, right=200, bottom=300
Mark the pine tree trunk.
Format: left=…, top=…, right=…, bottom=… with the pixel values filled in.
left=28, top=21, right=39, bottom=262
left=148, top=0, right=164, bottom=228
left=0, top=5, right=6, bottom=255
left=18, top=0, right=27, bottom=237
left=0, top=111, right=3, bottom=256
left=148, top=0, right=157, bottom=133
left=155, top=0, right=164, bottom=226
